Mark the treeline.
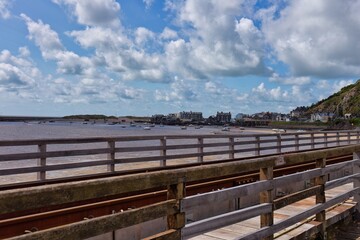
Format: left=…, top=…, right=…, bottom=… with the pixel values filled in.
left=63, top=114, right=117, bottom=120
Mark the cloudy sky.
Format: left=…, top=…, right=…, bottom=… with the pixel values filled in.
left=0, top=0, right=359, bottom=117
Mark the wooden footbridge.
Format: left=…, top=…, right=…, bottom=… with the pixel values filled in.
left=1, top=130, right=360, bottom=239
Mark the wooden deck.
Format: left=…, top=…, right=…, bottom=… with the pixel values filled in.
left=187, top=183, right=357, bottom=240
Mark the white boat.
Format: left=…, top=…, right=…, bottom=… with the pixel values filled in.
left=143, top=126, right=151, bottom=130
left=180, top=126, right=187, bottom=130
left=222, top=127, right=230, bottom=131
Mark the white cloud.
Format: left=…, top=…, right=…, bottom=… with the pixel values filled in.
left=160, top=27, right=178, bottom=40
left=262, top=0, right=360, bottom=78
left=135, top=27, right=155, bottom=45
left=143, top=0, right=154, bottom=9
left=22, top=14, right=95, bottom=76
left=0, top=0, right=11, bottom=19
left=0, top=49, right=38, bottom=88
left=53, top=0, right=121, bottom=28
left=269, top=73, right=311, bottom=85
left=155, top=77, right=198, bottom=102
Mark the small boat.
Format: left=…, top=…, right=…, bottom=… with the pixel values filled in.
left=143, top=126, right=151, bottom=130
left=180, top=126, right=187, bottom=130
left=222, top=127, right=230, bottom=131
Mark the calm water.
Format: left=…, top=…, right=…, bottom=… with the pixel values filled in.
left=0, top=121, right=272, bottom=184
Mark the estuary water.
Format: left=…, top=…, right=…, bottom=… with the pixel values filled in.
left=0, top=121, right=275, bottom=184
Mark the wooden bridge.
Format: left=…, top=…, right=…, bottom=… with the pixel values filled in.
left=1, top=130, right=360, bottom=239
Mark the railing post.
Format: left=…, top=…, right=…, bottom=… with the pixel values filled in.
left=295, top=134, right=299, bottom=152
left=277, top=135, right=281, bottom=153
left=167, top=178, right=186, bottom=236
left=197, top=138, right=203, bottom=163
left=348, top=132, right=351, bottom=145
left=315, top=157, right=326, bottom=239
left=255, top=136, right=260, bottom=156
left=311, top=133, right=315, bottom=149
left=357, top=131, right=360, bottom=144
left=37, top=144, right=46, bottom=180
left=260, top=166, right=274, bottom=240
left=107, top=140, right=115, bottom=172
left=160, top=137, right=167, bottom=167
left=324, top=133, right=328, bottom=148
left=336, top=132, right=340, bottom=146
left=229, top=137, right=234, bottom=159
left=353, top=152, right=360, bottom=212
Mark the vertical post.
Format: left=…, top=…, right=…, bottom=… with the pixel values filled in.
left=260, top=166, right=274, bottom=240
left=255, top=136, right=260, bottom=156
left=229, top=137, right=234, bottom=159
left=277, top=135, right=281, bottom=153
left=160, top=137, right=167, bottom=167
left=107, top=140, right=115, bottom=172
left=295, top=134, right=299, bottom=152
left=353, top=152, right=360, bottom=212
left=37, top=144, right=46, bottom=180
left=197, top=138, right=203, bottom=163
left=324, top=133, right=328, bottom=148
left=357, top=131, right=360, bottom=144
left=348, top=132, right=351, bottom=145
left=311, top=133, right=315, bottom=149
left=315, top=157, right=326, bottom=239
left=336, top=132, right=340, bottom=146
left=167, top=178, right=186, bottom=232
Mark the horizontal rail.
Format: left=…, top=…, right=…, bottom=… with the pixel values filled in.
left=182, top=203, right=272, bottom=238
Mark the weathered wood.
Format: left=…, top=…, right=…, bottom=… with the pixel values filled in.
left=273, top=185, right=322, bottom=210
left=229, top=137, right=235, bottom=159
left=255, top=136, right=260, bottom=156
left=239, top=188, right=359, bottom=240
left=143, top=229, right=180, bottom=240
left=315, top=157, right=326, bottom=237
left=160, top=137, right=167, bottom=167
left=325, top=173, right=360, bottom=190
left=37, top=144, right=46, bottom=180
left=181, top=180, right=273, bottom=212
left=197, top=138, right=204, bottom=163
left=182, top=203, right=272, bottom=238
left=107, top=140, right=115, bottom=172
left=353, top=152, right=360, bottom=212
left=167, top=179, right=186, bottom=230
left=8, top=200, right=177, bottom=240
left=259, top=166, right=274, bottom=240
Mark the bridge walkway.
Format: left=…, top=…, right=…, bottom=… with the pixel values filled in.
left=188, top=184, right=357, bottom=240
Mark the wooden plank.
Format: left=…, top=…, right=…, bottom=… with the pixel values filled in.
left=181, top=180, right=273, bottom=212
left=182, top=203, right=272, bottom=238
left=9, top=200, right=176, bottom=240
left=143, top=229, right=180, bottom=240
left=0, top=160, right=112, bottom=176
left=273, top=186, right=322, bottom=210
left=237, top=188, right=359, bottom=240
left=325, top=173, right=360, bottom=190
left=274, top=168, right=322, bottom=190
left=323, top=159, right=359, bottom=175
left=259, top=166, right=274, bottom=240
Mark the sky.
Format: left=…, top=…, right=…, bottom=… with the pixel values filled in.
left=0, top=0, right=359, bottom=117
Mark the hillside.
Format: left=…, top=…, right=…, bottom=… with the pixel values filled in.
left=306, top=79, right=360, bottom=116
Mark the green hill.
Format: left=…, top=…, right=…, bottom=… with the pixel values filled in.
left=306, top=79, right=360, bottom=117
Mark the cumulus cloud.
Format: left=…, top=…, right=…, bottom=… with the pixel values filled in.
left=160, top=27, right=178, bottom=40
left=167, top=0, right=269, bottom=78
left=53, top=0, right=121, bottom=28
left=22, top=14, right=95, bottom=76
left=155, top=77, right=198, bottom=102
left=262, top=0, right=360, bottom=78
left=0, top=49, right=38, bottom=89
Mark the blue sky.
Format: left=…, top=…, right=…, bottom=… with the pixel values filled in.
left=0, top=0, right=359, bottom=117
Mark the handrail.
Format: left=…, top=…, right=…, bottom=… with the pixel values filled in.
left=0, top=130, right=359, bottom=186
left=2, top=143, right=360, bottom=239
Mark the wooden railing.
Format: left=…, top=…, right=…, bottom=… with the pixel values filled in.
left=0, top=130, right=360, bottom=186
left=2, top=144, right=360, bottom=239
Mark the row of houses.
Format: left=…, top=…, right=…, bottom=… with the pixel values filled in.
left=151, top=111, right=232, bottom=124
